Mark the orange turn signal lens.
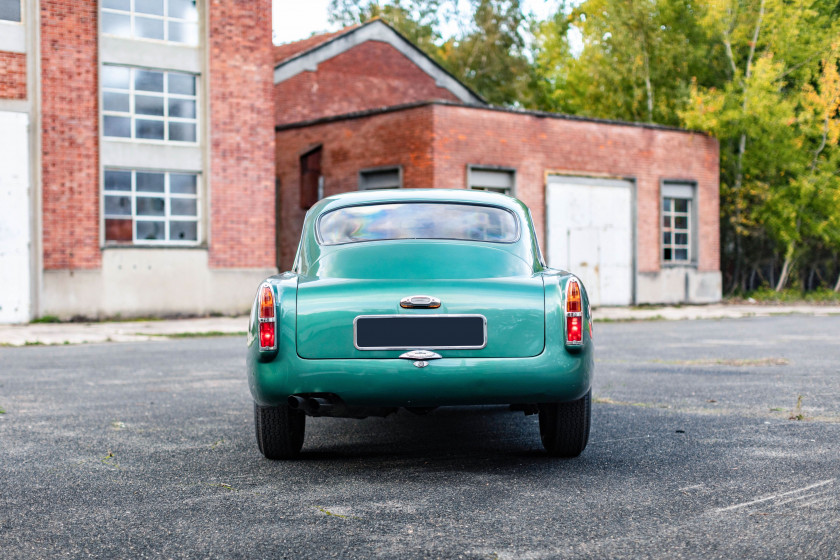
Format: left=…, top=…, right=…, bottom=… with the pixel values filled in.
left=259, top=285, right=275, bottom=320
left=566, top=280, right=581, bottom=313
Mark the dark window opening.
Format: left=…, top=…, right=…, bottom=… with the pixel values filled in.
left=300, top=146, right=322, bottom=210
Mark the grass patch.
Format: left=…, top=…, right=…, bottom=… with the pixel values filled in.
left=651, top=357, right=789, bottom=367
left=595, top=315, right=667, bottom=323
left=789, top=395, right=806, bottom=421
left=30, top=315, right=61, bottom=324
left=0, top=406, right=5, bottom=414
left=144, top=331, right=247, bottom=339
left=733, top=287, right=840, bottom=304
left=593, top=396, right=670, bottom=409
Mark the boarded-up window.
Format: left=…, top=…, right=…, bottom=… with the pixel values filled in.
left=468, top=166, right=515, bottom=195
left=359, top=166, right=402, bottom=190
left=300, top=146, right=322, bottom=210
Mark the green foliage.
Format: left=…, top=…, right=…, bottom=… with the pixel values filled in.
left=324, top=0, right=840, bottom=293
left=30, top=315, right=61, bottom=324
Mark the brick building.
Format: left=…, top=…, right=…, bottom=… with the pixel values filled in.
left=0, top=0, right=275, bottom=322
left=273, top=20, right=722, bottom=306
left=0, top=11, right=720, bottom=322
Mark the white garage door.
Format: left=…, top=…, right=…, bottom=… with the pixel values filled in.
left=546, top=176, right=634, bottom=307
left=0, top=111, right=32, bottom=323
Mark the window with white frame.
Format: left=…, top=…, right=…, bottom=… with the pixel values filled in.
left=661, top=182, right=695, bottom=263
left=102, top=65, right=197, bottom=142
left=359, top=166, right=402, bottom=190
left=101, top=0, right=198, bottom=45
left=468, top=166, right=515, bottom=195
left=0, top=0, right=20, bottom=22
left=103, top=169, right=199, bottom=244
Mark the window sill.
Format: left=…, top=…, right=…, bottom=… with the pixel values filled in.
left=661, top=262, right=697, bottom=269
left=102, top=244, right=207, bottom=250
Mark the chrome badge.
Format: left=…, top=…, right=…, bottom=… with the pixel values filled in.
left=400, top=295, right=441, bottom=309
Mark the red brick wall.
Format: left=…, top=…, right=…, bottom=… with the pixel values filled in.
left=274, top=41, right=460, bottom=127
left=41, top=0, right=101, bottom=270
left=431, top=105, right=720, bottom=273
left=275, top=105, right=435, bottom=268
left=274, top=105, right=720, bottom=274
left=208, top=0, right=276, bottom=269
left=0, top=51, right=26, bottom=99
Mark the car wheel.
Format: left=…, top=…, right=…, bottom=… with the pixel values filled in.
left=538, top=389, right=591, bottom=458
left=254, top=401, right=305, bottom=460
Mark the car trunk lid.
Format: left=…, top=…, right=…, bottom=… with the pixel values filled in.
left=296, top=276, right=545, bottom=359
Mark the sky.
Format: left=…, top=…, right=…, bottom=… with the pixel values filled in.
left=272, top=0, right=563, bottom=45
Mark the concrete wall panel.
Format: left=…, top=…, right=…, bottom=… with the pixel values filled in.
left=42, top=249, right=274, bottom=319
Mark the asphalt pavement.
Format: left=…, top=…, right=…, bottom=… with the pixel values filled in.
left=0, top=315, right=838, bottom=558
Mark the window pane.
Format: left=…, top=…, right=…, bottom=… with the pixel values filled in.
left=168, top=98, right=196, bottom=118
left=102, top=66, right=131, bottom=89
left=135, top=70, right=164, bottom=92
left=105, top=195, right=132, bottom=216
left=319, top=203, right=519, bottom=245
left=675, top=233, right=688, bottom=246
left=663, top=232, right=671, bottom=244
left=170, top=221, right=197, bottom=241
left=103, top=92, right=130, bottom=112
left=136, top=172, right=165, bottom=192
left=136, top=119, right=165, bottom=140
left=104, top=116, right=131, bottom=137
left=169, top=0, right=198, bottom=20
left=675, top=249, right=689, bottom=261
left=135, top=0, right=163, bottom=15
left=663, top=248, right=672, bottom=261
left=168, top=21, right=198, bottom=44
left=168, top=73, right=195, bottom=95
left=101, top=12, right=131, bottom=36
left=674, top=199, right=689, bottom=213
left=104, top=170, right=132, bottom=191
left=136, top=197, right=165, bottom=216
left=169, top=121, right=196, bottom=142
left=663, top=216, right=671, bottom=228
left=135, top=16, right=165, bottom=40
left=105, top=219, right=133, bottom=242
left=170, top=198, right=196, bottom=216
left=135, top=94, right=165, bottom=116
left=662, top=198, right=671, bottom=211
left=674, top=216, right=688, bottom=230
left=0, top=0, right=21, bottom=22
left=136, top=221, right=165, bottom=240
left=170, top=173, right=197, bottom=194
left=102, top=0, right=130, bottom=10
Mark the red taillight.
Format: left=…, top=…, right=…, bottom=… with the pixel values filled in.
left=565, top=278, right=583, bottom=345
left=258, top=284, right=276, bottom=351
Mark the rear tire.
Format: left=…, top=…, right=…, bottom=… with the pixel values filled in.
left=538, top=390, right=591, bottom=458
left=254, top=402, right=305, bottom=459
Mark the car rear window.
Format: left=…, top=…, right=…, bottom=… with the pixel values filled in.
left=318, top=202, right=519, bottom=245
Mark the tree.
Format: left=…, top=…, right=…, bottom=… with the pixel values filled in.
left=531, top=0, right=724, bottom=125
left=329, top=0, right=531, bottom=106
left=681, top=0, right=840, bottom=292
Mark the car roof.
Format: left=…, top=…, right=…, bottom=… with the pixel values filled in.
left=313, top=189, right=524, bottom=214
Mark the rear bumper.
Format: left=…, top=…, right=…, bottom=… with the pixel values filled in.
left=247, top=342, right=593, bottom=407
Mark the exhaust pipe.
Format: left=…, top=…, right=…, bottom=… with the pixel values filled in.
left=287, top=395, right=307, bottom=410
left=307, top=397, right=333, bottom=414
left=287, top=394, right=336, bottom=415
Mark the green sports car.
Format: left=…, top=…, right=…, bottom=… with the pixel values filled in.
left=247, top=189, right=594, bottom=459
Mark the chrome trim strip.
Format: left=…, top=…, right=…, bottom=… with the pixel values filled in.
left=399, top=350, right=442, bottom=360
left=353, top=314, right=488, bottom=351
